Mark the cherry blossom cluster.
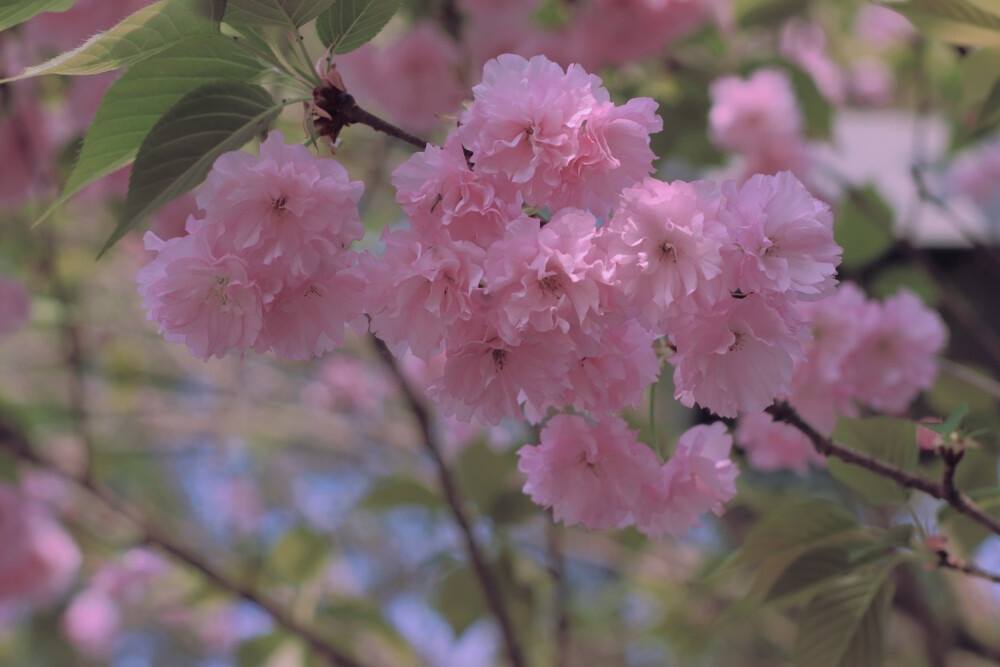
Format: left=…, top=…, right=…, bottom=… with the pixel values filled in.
left=137, top=131, right=367, bottom=361
left=737, top=284, right=948, bottom=474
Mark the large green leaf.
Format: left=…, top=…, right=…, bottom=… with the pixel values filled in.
left=101, top=80, right=282, bottom=255
left=793, top=570, right=895, bottom=667
left=360, top=475, right=443, bottom=510
left=735, top=499, right=861, bottom=567
left=828, top=417, right=917, bottom=506
left=4, top=0, right=221, bottom=81
left=223, top=0, right=338, bottom=28
left=884, top=0, right=1000, bottom=47
left=0, top=0, right=73, bottom=33
left=38, top=35, right=264, bottom=224
left=315, top=0, right=401, bottom=54
left=269, top=525, right=331, bottom=584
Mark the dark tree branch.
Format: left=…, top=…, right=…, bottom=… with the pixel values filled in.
left=312, top=84, right=428, bottom=150
left=0, top=418, right=367, bottom=667
left=765, top=401, right=1000, bottom=537
left=370, top=335, right=528, bottom=667
left=935, top=549, right=1000, bottom=585
left=546, top=520, right=571, bottom=667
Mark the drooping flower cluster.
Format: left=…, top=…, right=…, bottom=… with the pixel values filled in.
left=737, top=284, right=948, bottom=474
left=518, top=416, right=738, bottom=539
left=137, top=131, right=367, bottom=361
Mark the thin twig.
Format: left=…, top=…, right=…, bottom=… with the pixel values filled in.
left=935, top=550, right=1000, bottom=585
left=546, top=520, right=570, bottom=667
left=765, top=401, right=1000, bottom=537
left=343, top=103, right=427, bottom=149
left=0, top=419, right=366, bottom=667
left=370, top=335, right=528, bottom=667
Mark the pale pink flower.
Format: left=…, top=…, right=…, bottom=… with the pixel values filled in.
left=62, top=589, right=121, bottom=659
left=574, top=0, right=715, bottom=67
left=0, top=276, right=31, bottom=336
left=459, top=54, right=602, bottom=205
left=793, top=282, right=879, bottom=388
left=302, top=355, right=394, bottom=413
left=484, top=211, right=608, bottom=342
left=563, top=321, right=660, bottom=416
left=363, top=227, right=486, bottom=358
left=391, top=132, right=522, bottom=246
left=708, top=69, right=802, bottom=155
left=672, top=293, right=804, bottom=418
left=0, top=484, right=80, bottom=606
left=435, top=321, right=570, bottom=425
left=635, top=422, right=739, bottom=540
left=779, top=19, right=845, bottom=104
left=602, top=177, right=725, bottom=327
left=721, top=171, right=840, bottom=299
left=517, top=415, right=662, bottom=530
left=739, top=139, right=812, bottom=182
left=847, top=289, right=947, bottom=414
left=847, top=58, right=895, bottom=107
left=949, top=137, right=1000, bottom=212
left=137, top=227, right=267, bottom=361
left=555, top=97, right=663, bottom=216
left=336, top=24, right=466, bottom=134
left=736, top=411, right=823, bottom=475
left=256, top=266, right=367, bottom=360
left=196, top=131, right=364, bottom=277
left=854, top=5, right=915, bottom=46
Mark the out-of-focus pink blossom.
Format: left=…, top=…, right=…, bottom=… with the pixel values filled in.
left=736, top=411, right=823, bottom=474
left=847, top=289, right=947, bottom=414
left=780, top=19, right=845, bottom=104
left=22, top=0, right=154, bottom=55
left=949, top=136, right=1000, bottom=214
left=336, top=24, right=466, bottom=134
left=709, top=69, right=802, bottom=155
left=517, top=414, right=661, bottom=530
left=635, top=422, right=739, bottom=539
left=854, top=5, right=915, bottom=46
left=0, top=276, right=31, bottom=336
left=0, top=484, right=80, bottom=606
left=62, top=588, right=121, bottom=659
left=847, top=58, right=895, bottom=107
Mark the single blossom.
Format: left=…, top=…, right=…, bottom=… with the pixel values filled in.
left=736, top=411, right=824, bottom=475
left=517, top=414, right=662, bottom=530
left=708, top=69, right=802, bottom=156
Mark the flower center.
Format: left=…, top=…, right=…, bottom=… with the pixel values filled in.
left=659, top=241, right=677, bottom=262
left=492, top=348, right=508, bottom=371
left=728, top=328, right=746, bottom=352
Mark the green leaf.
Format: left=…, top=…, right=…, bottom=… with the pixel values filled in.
left=101, top=80, right=282, bottom=255
left=793, top=570, right=895, bottom=667
left=4, top=0, right=221, bottom=81
left=922, top=402, right=969, bottom=436
left=736, top=499, right=861, bottom=567
left=315, top=0, right=401, bottom=54
left=224, top=0, right=338, bottom=28
left=37, top=35, right=265, bottom=224
left=737, top=0, right=808, bottom=28
left=457, top=442, right=517, bottom=511
left=869, top=264, right=941, bottom=305
left=270, top=525, right=330, bottom=584
left=834, top=186, right=895, bottom=271
left=765, top=546, right=859, bottom=603
left=828, top=417, right=918, bottom=506
left=360, top=476, right=442, bottom=510
left=434, top=564, right=485, bottom=635
left=0, top=0, right=73, bottom=33
left=883, top=0, right=1000, bottom=48
left=236, top=632, right=289, bottom=667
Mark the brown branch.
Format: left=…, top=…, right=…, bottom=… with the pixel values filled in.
left=765, top=401, right=1000, bottom=537
left=935, top=549, right=1000, bottom=585
left=0, top=418, right=367, bottom=667
left=313, top=85, right=428, bottom=150
left=370, top=335, right=528, bottom=667
left=546, top=520, right=570, bottom=667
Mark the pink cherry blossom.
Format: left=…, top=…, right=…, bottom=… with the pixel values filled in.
left=335, top=24, right=466, bottom=134
left=517, top=414, right=662, bottom=530
left=459, top=54, right=603, bottom=205
left=847, top=289, right=948, bottom=414
left=62, top=589, right=121, bottom=659
left=602, top=177, right=725, bottom=327
left=391, top=132, right=522, bottom=247
left=736, top=411, right=823, bottom=475
left=672, top=293, right=804, bottom=418
left=948, top=136, right=1000, bottom=213
left=854, top=5, right=915, bottom=46
left=362, top=227, right=486, bottom=358
left=137, top=227, right=267, bottom=361
left=779, top=19, right=845, bottom=104
left=0, top=484, right=80, bottom=606
left=708, top=69, right=802, bottom=155
left=196, top=131, right=364, bottom=277
left=635, top=422, right=739, bottom=540
left=0, top=276, right=31, bottom=337
left=721, top=171, right=840, bottom=300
